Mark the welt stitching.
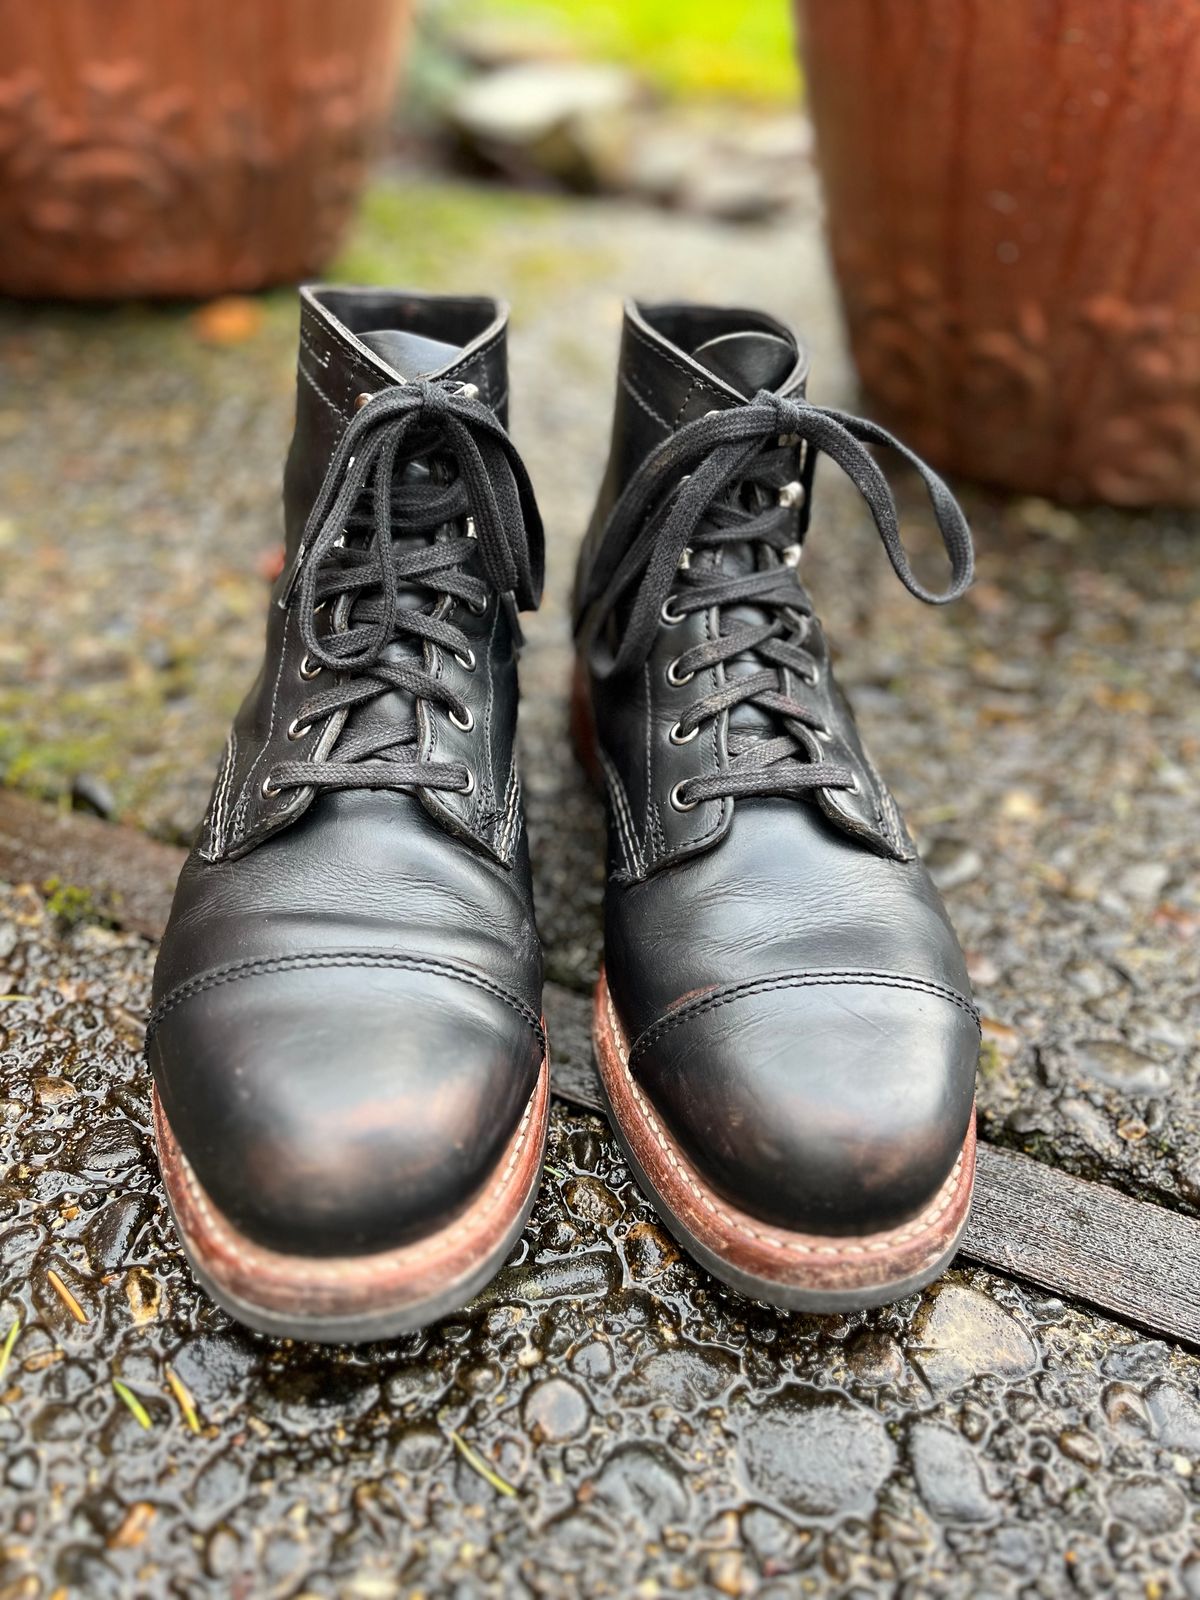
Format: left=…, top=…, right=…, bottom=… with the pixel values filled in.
left=307, top=310, right=385, bottom=386
left=444, top=327, right=505, bottom=378
left=297, top=359, right=350, bottom=425
left=147, top=952, right=544, bottom=1043
left=233, top=602, right=294, bottom=836
left=625, top=321, right=727, bottom=405
left=209, top=732, right=237, bottom=855
left=167, top=1077, right=542, bottom=1284
left=598, top=746, right=644, bottom=877
left=498, top=762, right=521, bottom=859
left=670, top=378, right=699, bottom=430
left=482, top=600, right=502, bottom=824
left=620, top=372, right=672, bottom=431
left=641, top=657, right=655, bottom=854
left=630, top=969, right=981, bottom=1061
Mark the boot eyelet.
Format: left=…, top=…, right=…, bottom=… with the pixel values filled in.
left=287, top=717, right=313, bottom=741
left=802, top=664, right=821, bottom=687
left=814, top=724, right=833, bottom=742
left=299, top=654, right=322, bottom=680
left=466, top=595, right=489, bottom=617
left=354, top=392, right=374, bottom=412
left=449, top=706, right=474, bottom=732
left=666, top=657, right=695, bottom=687
left=454, top=647, right=476, bottom=671
left=669, top=781, right=699, bottom=813
left=660, top=596, right=687, bottom=625
left=460, top=766, right=476, bottom=797
left=261, top=775, right=281, bottom=798
left=843, top=774, right=861, bottom=796
left=669, top=720, right=698, bottom=745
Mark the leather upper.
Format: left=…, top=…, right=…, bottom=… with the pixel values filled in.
left=148, top=288, right=544, bottom=1259
left=575, top=301, right=980, bottom=1238
left=576, top=302, right=914, bottom=870
left=210, top=288, right=521, bottom=864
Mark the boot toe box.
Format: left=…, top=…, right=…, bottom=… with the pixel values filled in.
left=148, top=955, right=544, bottom=1259
left=630, top=972, right=979, bottom=1238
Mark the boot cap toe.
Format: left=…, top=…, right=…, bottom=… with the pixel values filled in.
left=629, top=972, right=979, bottom=1238
left=148, top=954, right=544, bottom=1258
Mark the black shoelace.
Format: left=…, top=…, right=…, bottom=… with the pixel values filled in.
left=580, top=390, right=974, bottom=807
left=266, top=379, right=542, bottom=800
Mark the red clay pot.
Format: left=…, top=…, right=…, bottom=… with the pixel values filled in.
left=0, top=0, right=411, bottom=299
left=798, top=0, right=1200, bottom=505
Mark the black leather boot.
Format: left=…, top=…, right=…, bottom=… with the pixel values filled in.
left=573, top=301, right=979, bottom=1310
left=147, top=288, right=548, bottom=1341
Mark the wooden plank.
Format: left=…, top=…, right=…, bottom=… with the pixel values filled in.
left=0, top=789, right=185, bottom=941
left=962, top=1142, right=1200, bottom=1349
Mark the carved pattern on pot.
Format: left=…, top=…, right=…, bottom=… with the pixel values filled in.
left=0, top=30, right=403, bottom=298
left=0, top=65, right=200, bottom=262
left=1079, top=297, right=1200, bottom=503
left=841, top=261, right=1200, bottom=504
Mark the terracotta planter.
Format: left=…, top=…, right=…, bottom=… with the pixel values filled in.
left=0, top=0, right=411, bottom=300
left=798, top=0, right=1200, bottom=505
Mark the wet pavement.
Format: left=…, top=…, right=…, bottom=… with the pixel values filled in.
left=1, top=166, right=1198, bottom=1594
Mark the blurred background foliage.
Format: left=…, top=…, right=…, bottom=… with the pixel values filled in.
left=449, top=0, right=799, bottom=101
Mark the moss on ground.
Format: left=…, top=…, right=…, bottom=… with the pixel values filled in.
left=331, top=178, right=595, bottom=299
left=42, top=877, right=109, bottom=931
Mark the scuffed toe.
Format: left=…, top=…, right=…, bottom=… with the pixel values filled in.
left=148, top=957, right=544, bottom=1258
left=629, top=974, right=979, bottom=1238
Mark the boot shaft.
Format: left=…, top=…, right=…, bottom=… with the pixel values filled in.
left=575, top=299, right=811, bottom=615
left=282, top=287, right=511, bottom=556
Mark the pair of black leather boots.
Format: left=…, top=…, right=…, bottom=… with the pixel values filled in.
left=146, top=287, right=980, bottom=1341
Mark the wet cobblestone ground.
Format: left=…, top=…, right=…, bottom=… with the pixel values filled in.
left=1, top=168, right=1199, bottom=1594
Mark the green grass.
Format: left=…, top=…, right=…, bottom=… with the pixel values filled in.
left=453, top=0, right=800, bottom=103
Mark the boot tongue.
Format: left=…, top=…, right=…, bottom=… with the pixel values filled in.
left=691, top=330, right=795, bottom=398
left=340, top=327, right=471, bottom=768
left=689, top=329, right=799, bottom=749
left=358, top=328, right=464, bottom=380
